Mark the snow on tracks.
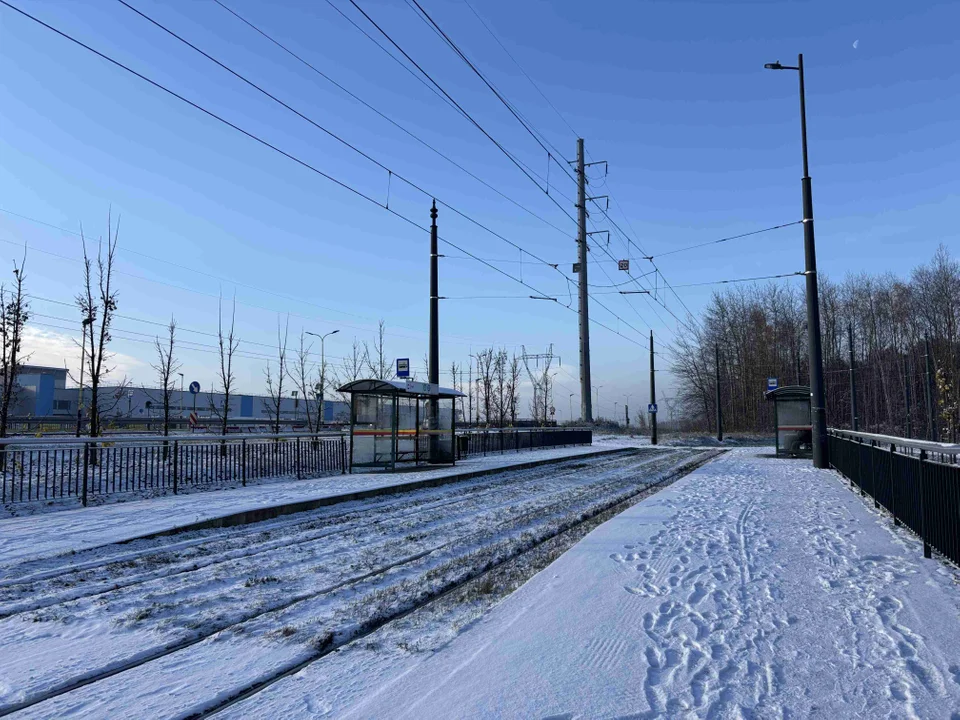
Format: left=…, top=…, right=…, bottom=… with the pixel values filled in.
left=0, top=448, right=705, bottom=717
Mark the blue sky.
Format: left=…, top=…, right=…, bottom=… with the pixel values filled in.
left=1, top=0, right=957, bottom=421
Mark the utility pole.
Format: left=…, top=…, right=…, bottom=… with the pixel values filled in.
left=625, top=404, right=629, bottom=427
left=715, top=344, right=723, bottom=442
left=924, top=336, right=936, bottom=442
left=467, top=353, right=473, bottom=428
left=428, top=200, right=440, bottom=461
left=904, top=359, right=912, bottom=439
left=764, top=54, right=829, bottom=468
left=848, top=324, right=858, bottom=431
left=576, top=138, right=592, bottom=423
left=650, top=331, right=658, bottom=445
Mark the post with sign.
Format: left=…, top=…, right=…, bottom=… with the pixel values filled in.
left=767, top=377, right=779, bottom=392
left=396, top=358, right=410, bottom=378
left=189, top=381, right=200, bottom=428
left=650, top=330, right=658, bottom=445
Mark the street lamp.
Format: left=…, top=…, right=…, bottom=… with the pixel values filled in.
left=764, top=53, right=829, bottom=468
left=305, top=329, right=339, bottom=429
left=614, top=401, right=619, bottom=425
left=592, top=385, right=603, bottom=421
left=624, top=393, right=631, bottom=426
left=568, top=393, right=575, bottom=423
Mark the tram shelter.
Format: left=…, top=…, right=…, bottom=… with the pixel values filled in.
left=338, top=379, right=464, bottom=472
left=765, top=385, right=813, bottom=458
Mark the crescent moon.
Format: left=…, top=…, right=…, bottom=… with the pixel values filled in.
left=853, top=39, right=859, bottom=49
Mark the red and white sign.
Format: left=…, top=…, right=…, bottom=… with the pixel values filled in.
left=189, top=412, right=199, bottom=428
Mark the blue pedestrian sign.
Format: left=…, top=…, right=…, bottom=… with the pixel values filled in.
left=766, top=377, right=779, bottom=392
left=648, top=403, right=658, bottom=414
left=189, top=381, right=201, bottom=394
left=396, top=358, right=410, bottom=378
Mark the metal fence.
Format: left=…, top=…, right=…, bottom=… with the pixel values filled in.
left=456, top=428, right=593, bottom=458
left=1, top=427, right=593, bottom=507
left=0, top=433, right=348, bottom=506
left=828, top=429, right=960, bottom=565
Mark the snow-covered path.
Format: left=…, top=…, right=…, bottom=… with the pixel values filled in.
left=239, top=449, right=960, bottom=718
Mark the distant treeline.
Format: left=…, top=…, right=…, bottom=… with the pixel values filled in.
left=671, top=246, right=960, bottom=441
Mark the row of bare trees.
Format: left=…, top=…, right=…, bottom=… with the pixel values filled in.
left=671, top=245, right=960, bottom=441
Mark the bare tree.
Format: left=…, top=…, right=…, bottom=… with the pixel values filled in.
left=364, top=319, right=391, bottom=380
left=210, top=293, right=240, bottom=448
left=264, top=316, right=290, bottom=434
left=75, top=213, right=121, bottom=444
left=0, top=253, right=29, bottom=444
left=507, top=353, right=522, bottom=426
left=476, top=348, right=495, bottom=425
left=288, top=330, right=316, bottom=433
left=151, top=316, right=180, bottom=455
left=334, top=337, right=365, bottom=417
left=492, top=350, right=508, bottom=427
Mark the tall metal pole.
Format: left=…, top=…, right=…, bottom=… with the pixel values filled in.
left=625, top=404, right=629, bottom=427
left=904, top=360, right=912, bottom=439
left=848, top=323, right=858, bottom=431
left=576, top=138, right=593, bottom=423
left=715, top=344, right=723, bottom=442
left=924, top=336, right=936, bottom=441
left=650, top=331, right=658, bottom=445
left=429, top=200, right=440, bottom=461
left=797, top=53, right=829, bottom=468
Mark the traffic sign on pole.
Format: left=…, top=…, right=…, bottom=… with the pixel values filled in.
left=648, top=403, right=658, bottom=414
left=396, top=358, right=410, bottom=378
left=767, top=377, right=779, bottom=392
left=189, top=381, right=201, bottom=394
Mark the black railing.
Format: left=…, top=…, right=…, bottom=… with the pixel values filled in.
left=1, top=433, right=347, bottom=507
left=1, top=427, right=593, bottom=508
left=828, top=429, right=960, bottom=565
left=456, top=428, right=592, bottom=459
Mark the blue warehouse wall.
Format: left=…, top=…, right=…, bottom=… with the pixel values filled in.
left=240, top=395, right=254, bottom=418
left=36, top=374, right=55, bottom=416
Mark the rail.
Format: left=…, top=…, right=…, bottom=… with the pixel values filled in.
left=0, top=428, right=592, bottom=507
left=827, top=428, right=960, bottom=565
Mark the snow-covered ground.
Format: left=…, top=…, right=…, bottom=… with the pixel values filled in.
left=0, top=447, right=702, bottom=717
left=226, top=449, right=960, bottom=718
left=0, top=444, right=610, bottom=568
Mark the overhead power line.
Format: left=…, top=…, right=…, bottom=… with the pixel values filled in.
left=460, top=0, right=579, bottom=139
left=1, top=0, right=649, bottom=348
left=404, top=0, right=577, bottom=187
left=211, top=0, right=571, bottom=238
left=342, top=0, right=578, bottom=217
left=667, top=271, right=805, bottom=289
left=650, top=221, right=803, bottom=260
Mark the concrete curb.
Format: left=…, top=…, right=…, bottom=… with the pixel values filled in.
left=132, top=446, right=636, bottom=543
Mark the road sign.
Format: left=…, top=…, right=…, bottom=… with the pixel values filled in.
left=396, top=358, right=410, bottom=378
left=648, top=403, right=658, bottom=414
left=549, top=406, right=555, bottom=415
left=188, top=412, right=199, bottom=427
left=572, top=263, right=581, bottom=273
left=189, top=381, right=201, bottom=395
left=767, top=377, right=779, bottom=392
left=618, top=259, right=630, bottom=271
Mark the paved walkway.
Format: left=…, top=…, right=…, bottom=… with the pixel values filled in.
left=0, top=444, right=608, bottom=570
left=271, top=448, right=960, bottom=719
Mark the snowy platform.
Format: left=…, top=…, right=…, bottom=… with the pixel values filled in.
left=254, top=448, right=960, bottom=718
left=0, top=444, right=612, bottom=570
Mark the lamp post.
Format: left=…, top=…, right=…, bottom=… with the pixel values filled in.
left=568, top=393, right=575, bottom=423
left=592, top=385, right=603, bottom=421
left=306, top=329, right=339, bottom=430
left=764, top=54, right=829, bottom=468
left=624, top=393, right=631, bottom=427
left=614, top=401, right=619, bottom=425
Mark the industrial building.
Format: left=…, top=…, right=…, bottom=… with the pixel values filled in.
left=10, top=365, right=349, bottom=424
